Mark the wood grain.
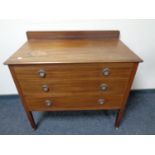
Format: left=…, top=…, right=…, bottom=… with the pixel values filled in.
left=25, top=94, right=123, bottom=111
left=19, top=78, right=129, bottom=97
left=13, top=63, right=133, bottom=80
left=4, top=31, right=143, bottom=129
left=8, top=65, right=36, bottom=129
left=26, top=31, right=120, bottom=40
left=115, top=63, right=139, bottom=128
left=4, top=39, right=143, bottom=65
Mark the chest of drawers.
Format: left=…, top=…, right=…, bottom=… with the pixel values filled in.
left=4, top=31, right=143, bottom=129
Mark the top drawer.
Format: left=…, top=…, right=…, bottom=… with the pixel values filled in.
left=13, top=63, right=133, bottom=81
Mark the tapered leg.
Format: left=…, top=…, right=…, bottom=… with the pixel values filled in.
left=25, top=111, right=37, bottom=129
left=115, top=109, right=125, bottom=128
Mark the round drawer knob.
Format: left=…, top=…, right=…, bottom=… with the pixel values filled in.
left=98, top=98, right=105, bottom=105
left=102, top=68, right=110, bottom=76
left=38, top=69, right=46, bottom=78
left=100, top=83, right=108, bottom=91
left=42, top=84, right=49, bottom=92
left=45, top=100, right=52, bottom=107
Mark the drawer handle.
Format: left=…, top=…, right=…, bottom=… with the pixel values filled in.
left=98, top=98, right=105, bottom=105
left=45, top=100, right=52, bottom=107
left=38, top=69, right=46, bottom=78
left=102, top=68, right=110, bottom=76
left=100, top=83, right=108, bottom=91
left=42, top=84, right=49, bottom=92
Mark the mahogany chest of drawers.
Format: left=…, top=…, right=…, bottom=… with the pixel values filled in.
left=4, top=31, right=143, bottom=129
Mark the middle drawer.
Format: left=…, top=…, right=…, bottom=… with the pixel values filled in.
left=20, top=78, right=128, bottom=97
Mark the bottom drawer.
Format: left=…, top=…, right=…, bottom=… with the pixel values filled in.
left=24, top=95, right=123, bottom=111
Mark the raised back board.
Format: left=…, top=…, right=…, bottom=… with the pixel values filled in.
left=26, top=31, right=120, bottom=40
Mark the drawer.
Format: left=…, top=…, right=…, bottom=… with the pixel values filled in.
left=25, top=94, right=123, bottom=111
left=20, top=78, right=128, bottom=97
left=13, top=63, right=133, bottom=81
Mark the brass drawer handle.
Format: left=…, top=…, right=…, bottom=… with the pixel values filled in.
left=98, top=98, right=105, bottom=105
left=38, top=69, right=46, bottom=78
left=45, top=100, right=52, bottom=107
left=42, top=84, right=49, bottom=92
left=102, top=68, right=110, bottom=76
left=100, top=83, right=108, bottom=91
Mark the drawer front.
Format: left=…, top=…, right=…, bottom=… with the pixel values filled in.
left=25, top=95, right=123, bottom=111
left=13, top=63, right=133, bottom=81
left=13, top=63, right=132, bottom=111
left=19, top=78, right=128, bottom=97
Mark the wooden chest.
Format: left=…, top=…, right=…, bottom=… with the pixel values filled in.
left=4, top=31, right=143, bottom=129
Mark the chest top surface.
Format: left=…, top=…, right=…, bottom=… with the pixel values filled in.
left=4, top=31, right=143, bottom=65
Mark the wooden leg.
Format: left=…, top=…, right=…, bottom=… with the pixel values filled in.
left=25, top=111, right=37, bottom=130
left=115, top=109, right=125, bottom=128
